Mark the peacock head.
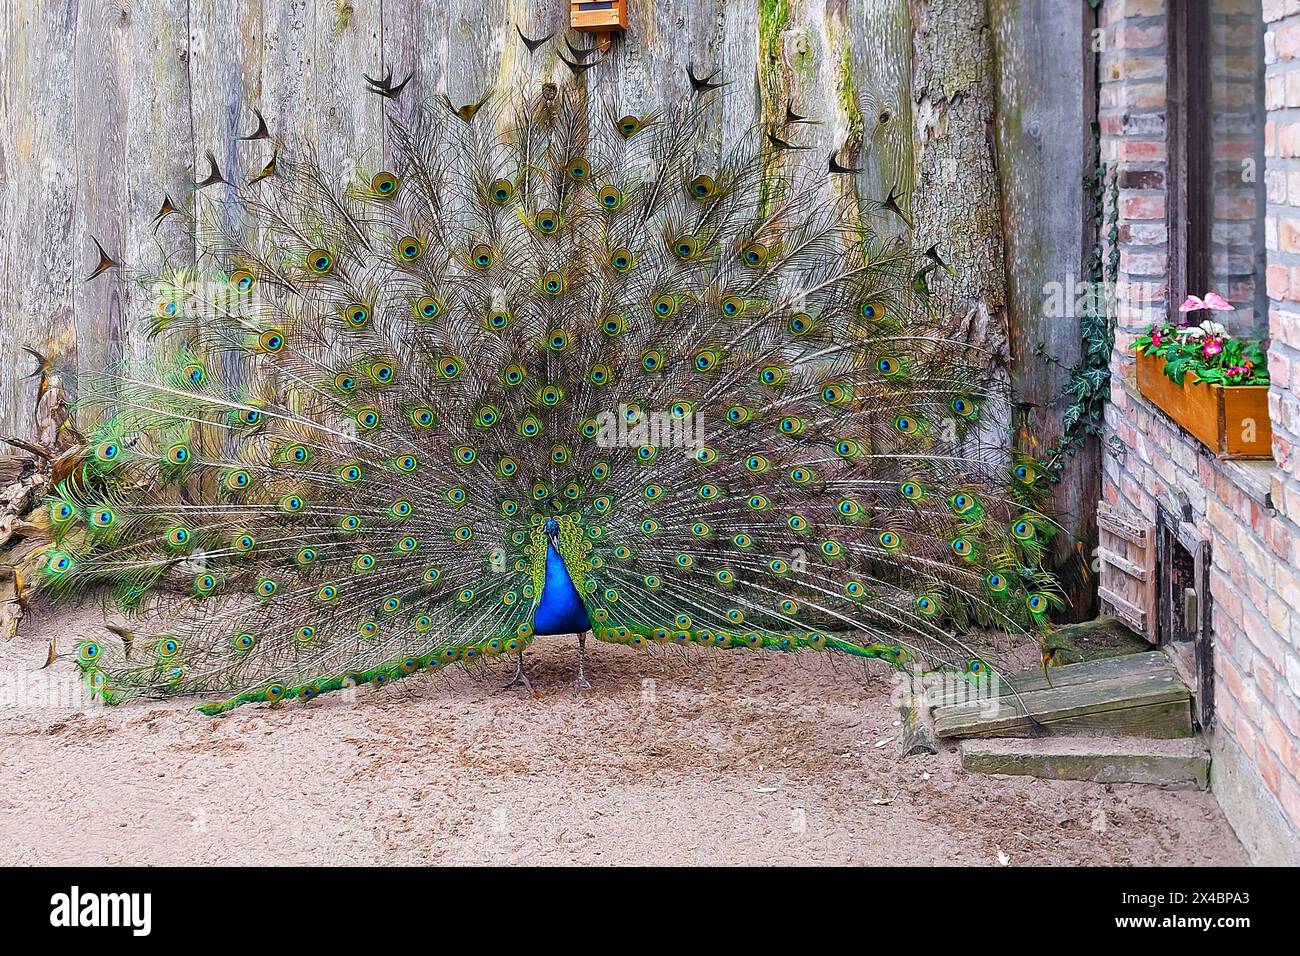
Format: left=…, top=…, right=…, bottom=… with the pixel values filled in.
left=544, top=517, right=560, bottom=537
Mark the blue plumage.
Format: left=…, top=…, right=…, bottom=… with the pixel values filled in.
left=533, top=524, right=591, bottom=636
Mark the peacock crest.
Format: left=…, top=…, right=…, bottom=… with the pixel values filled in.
left=41, top=44, right=1060, bottom=713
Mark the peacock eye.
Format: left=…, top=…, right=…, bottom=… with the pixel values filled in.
left=470, top=244, right=494, bottom=269
left=488, top=178, right=515, bottom=204
left=541, top=271, right=564, bottom=295
left=598, top=185, right=623, bottom=209
left=307, top=249, right=333, bottom=274
left=396, top=236, right=423, bottom=261
left=371, top=171, right=399, bottom=196
left=672, top=235, right=699, bottom=260
left=342, top=302, right=370, bottom=329
left=535, top=209, right=560, bottom=234
left=689, top=174, right=717, bottom=200
left=741, top=242, right=768, bottom=267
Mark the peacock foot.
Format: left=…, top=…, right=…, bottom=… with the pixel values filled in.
left=503, top=651, right=533, bottom=694
left=573, top=632, right=592, bottom=691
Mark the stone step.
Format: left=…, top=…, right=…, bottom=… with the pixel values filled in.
left=930, top=651, right=1194, bottom=739
left=960, top=736, right=1210, bottom=789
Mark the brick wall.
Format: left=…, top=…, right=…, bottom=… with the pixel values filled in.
left=1099, top=0, right=1300, bottom=860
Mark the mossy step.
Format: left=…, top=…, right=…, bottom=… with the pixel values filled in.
left=960, top=736, right=1209, bottom=789
left=931, top=652, right=1193, bottom=739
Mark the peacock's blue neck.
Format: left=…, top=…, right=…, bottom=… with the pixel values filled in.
left=532, top=538, right=592, bottom=636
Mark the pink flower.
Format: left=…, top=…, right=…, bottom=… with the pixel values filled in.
left=1202, top=337, right=1223, bottom=358
left=1180, top=291, right=1234, bottom=312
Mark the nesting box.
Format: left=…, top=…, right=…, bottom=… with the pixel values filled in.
left=570, top=0, right=628, bottom=35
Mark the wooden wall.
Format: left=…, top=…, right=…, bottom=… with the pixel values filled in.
left=0, top=0, right=1095, bottom=608
left=0, top=0, right=921, bottom=439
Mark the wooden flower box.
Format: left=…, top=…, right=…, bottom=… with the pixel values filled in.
left=1135, top=350, right=1272, bottom=459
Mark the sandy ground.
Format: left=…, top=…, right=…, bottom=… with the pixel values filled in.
left=0, top=601, right=1246, bottom=866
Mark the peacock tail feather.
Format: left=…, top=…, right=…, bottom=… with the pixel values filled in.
left=42, top=62, right=1061, bottom=713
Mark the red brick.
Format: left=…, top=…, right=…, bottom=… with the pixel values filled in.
left=1121, top=193, right=1166, bottom=220
left=1270, top=264, right=1291, bottom=300
left=1276, top=22, right=1300, bottom=60
left=1117, top=139, right=1166, bottom=163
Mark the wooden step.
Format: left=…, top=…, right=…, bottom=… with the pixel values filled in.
left=960, top=736, right=1209, bottom=789
left=931, top=651, right=1194, bottom=740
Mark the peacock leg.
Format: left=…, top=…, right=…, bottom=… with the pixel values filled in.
left=503, top=649, right=533, bottom=693
left=574, top=631, right=592, bottom=690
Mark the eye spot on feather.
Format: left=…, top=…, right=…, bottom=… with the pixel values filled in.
left=396, top=236, right=424, bottom=261
left=306, top=249, right=334, bottom=274
left=371, top=171, right=399, bottom=197
left=598, top=185, right=623, bottom=209
left=535, top=209, right=560, bottom=234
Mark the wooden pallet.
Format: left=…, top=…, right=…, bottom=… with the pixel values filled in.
left=930, top=651, right=1193, bottom=740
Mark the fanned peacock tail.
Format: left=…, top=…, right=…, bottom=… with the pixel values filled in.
left=41, top=64, right=1062, bottom=713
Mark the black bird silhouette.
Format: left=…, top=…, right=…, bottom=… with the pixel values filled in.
left=881, top=184, right=912, bottom=227
left=558, top=52, right=602, bottom=75
left=151, top=194, right=179, bottom=229
left=194, top=151, right=227, bottom=189
left=767, top=130, right=810, bottom=152
left=517, top=26, right=553, bottom=53
left=923, top=243, right=958, bottom=278
left=687, top=62, right=726, bottom=94
left=237, top=107, right=270, bottom=141
left=364, top=67, right=413, bottom=99
left=85, top=236, right=120, bottom=281
left=828, top=151, right=861, bottom=175
left=564, top=37, right=599, bottom=60
left=785, top=99, right=819, bottom=125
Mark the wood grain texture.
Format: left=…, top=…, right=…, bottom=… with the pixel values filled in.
left=0, top=0, right=1071, bottom=479
left=1, top=0, right=80, bottom=441
left=991, top=0, right=1097, bottom=616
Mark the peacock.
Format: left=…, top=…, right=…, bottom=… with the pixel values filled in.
left=36, top=35, right=1060, bottom=715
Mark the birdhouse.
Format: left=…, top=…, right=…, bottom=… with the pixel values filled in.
left=570, top=0, right=628, bottom=42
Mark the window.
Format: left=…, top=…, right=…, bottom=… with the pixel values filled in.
left=1168, top=0, right=1267, bottom=334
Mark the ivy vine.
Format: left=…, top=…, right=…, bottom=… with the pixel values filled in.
left=1040, top=120, right=1119, bottom=482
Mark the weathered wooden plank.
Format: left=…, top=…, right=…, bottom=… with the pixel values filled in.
left=0, top=0, right=80, bottom=442
left=933, top=663, right=1193, bottom=739
left=718, top=0, right=760, bottom=147
left=379, top=0, right=452, bottom=160
left=445, top=0, right=507, bottom=113
left=1097, top=504, right=1150, bottom=546
left=260, top=0, right=384, bottom=179
left=961, top=736, right=1210, bottom=790
left=70, top=0, right=131, bottom=386
left=992, top=0, right=1096, bottom=619
left=123, top=0, right=194, bottom=361
left=1098, top=546, right=1149, bottom=582
left=928, top=650, right=1178, bottom=707
left=899, top=674, right=938, bottom=756
left=848, top=0, right=912, bottom=225
left=1098, top=585, right=1147, bottom=634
